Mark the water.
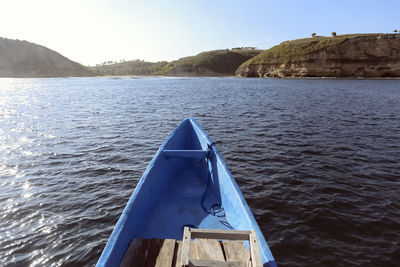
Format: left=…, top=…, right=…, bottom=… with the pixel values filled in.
left=0, top=77, right=399, bottom=266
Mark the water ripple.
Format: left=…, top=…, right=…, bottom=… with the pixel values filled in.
left=0, top=77, right=400, bottom=266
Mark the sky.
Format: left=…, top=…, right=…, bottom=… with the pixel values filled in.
left=1, top=0, right=399, bottom=66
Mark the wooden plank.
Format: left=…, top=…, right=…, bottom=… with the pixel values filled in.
left=142, top=239, right=176, bottom=267
left=221, top=240, right=250, bottom=263
left=172, top=240, right=182, bottom=267
left=249, top=231, right=262, bottom=267
left=181, top=227, right=191, bottom=266
left=155, top=239, right=176, bottom=267
left=190, top=229, right=250, bottom=241
left=120, top=238, right=152, bottom=267
left=122, top=238, right=177, bottom=267
left=191, top=238, right=225, bottom=261
left=145, top=239, right=163, bottom=267
left=189, top=259, right=246, bottom=267
left=189, top=239, right=198, bottom=260
left=181, top=228, right=261, bottom=267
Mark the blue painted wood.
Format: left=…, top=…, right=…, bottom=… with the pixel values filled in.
left=163, top=149, right=207, bottom=159
left=96, top=118, right=277, bottom=267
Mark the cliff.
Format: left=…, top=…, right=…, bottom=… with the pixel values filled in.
left=0, top=37, right=94, bottom=77
left=236, top=34, right=400, bottom=78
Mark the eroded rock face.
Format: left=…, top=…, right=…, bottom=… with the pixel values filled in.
left=236, top=34, right=400, bottom=78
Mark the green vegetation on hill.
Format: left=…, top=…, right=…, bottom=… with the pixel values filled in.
left=239, top=34, right=384, bottom=67
left=0, top=37, right=94, bottom=77
left=90, top=60, right=168, bottom=76
left=3, top=33, right=398, bottom=78
left=236, top=33, right=400, bottom=78
left=92, top=49, right=262, bottom=76
left=157, top=49, right=262, bottom=76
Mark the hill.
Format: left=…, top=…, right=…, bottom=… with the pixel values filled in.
left=236, top=34, right=400, bottom=78
left=158, top=49, right=262, bottom=76
left=90, top=60, right=168, bottom=76
left=92, top=49, right=262, bottom=76
left=0, top=37, right=94, bottom=77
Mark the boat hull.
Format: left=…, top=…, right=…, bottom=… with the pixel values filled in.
left=96, top=118, right=276, bottom=267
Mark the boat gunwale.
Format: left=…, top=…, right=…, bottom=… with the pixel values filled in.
left=96, top=118, right=277, bottom=267
left=96, top=119, right=182, bottom=266
left=190, top=118, right=276, bottom=266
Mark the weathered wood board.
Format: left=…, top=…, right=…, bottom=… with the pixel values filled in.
left=121, top=237, right=254, bottom=267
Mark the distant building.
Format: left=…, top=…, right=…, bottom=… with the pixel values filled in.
left=232, top=47, right=256, bottom=50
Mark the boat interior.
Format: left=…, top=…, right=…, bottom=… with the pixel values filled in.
left=129, top=119, right=235, bottom=240
left=99, top=118, right=274, bottom=266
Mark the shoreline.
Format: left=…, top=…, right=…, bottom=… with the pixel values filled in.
left=1, top=75, right=400, bottom=80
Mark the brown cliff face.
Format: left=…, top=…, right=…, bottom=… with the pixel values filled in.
left=236, top=34, right=400, bottom=78
left=0, top=37, right=94, bottom=77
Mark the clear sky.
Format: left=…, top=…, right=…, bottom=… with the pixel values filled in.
left=1, top=0, right=399, bottom=66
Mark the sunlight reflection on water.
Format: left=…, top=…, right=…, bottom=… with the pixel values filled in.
left=0, top=77, right=399, bottom=266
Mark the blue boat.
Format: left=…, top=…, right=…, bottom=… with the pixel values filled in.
left=97, top=118, right=276, bottom=267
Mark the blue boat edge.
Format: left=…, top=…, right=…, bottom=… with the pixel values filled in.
left=96, top=118, right=277, bottom=267
left=189, top=118, right=277, bottom=267
left=96, top=119, right=181, bottom=267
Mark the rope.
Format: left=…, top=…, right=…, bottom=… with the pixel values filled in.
left=200, top=143, right=234, bottom=230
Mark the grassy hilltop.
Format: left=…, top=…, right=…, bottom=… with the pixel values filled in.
left=157, top=49, right=262, bottom=76
left=3, top=33, right=398, bottom=78
left=0, top=37, right=94, bottom=78
left=90, top=60, right=168, bottom=76
left=236, top=33, right=400, bottom=78
left=245, top=35, right=350, bottom=64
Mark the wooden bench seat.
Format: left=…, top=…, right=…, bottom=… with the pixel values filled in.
left=120, top=228, right=262, bottom=267
left=120, top=238, right=251, bottom=267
